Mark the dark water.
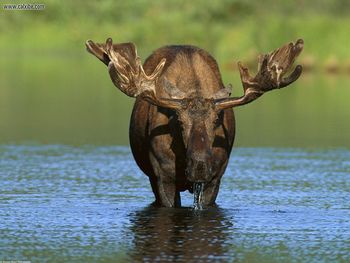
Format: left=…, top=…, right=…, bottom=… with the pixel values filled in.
left=1, top=145, right=349, bottom=262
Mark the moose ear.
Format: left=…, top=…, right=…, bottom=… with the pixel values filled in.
left=162, top=78, right=187, bottom=99
left=213, top=84, right=232, bottom=100
left=85, top=39, right=137, bottom=68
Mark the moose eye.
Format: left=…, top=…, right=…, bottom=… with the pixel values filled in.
left=214, top=118, right=220, bottom=127
left=214, top=111, right=224, bottom=127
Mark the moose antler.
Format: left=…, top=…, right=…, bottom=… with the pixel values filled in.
left=215, top=39, right=304, bottom=110
left=86, top=38, right=174, bottom=108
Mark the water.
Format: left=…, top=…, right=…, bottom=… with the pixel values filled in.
left=193, top=182, right=204, bottom=210
left=1, top=145, right=349, bottom=262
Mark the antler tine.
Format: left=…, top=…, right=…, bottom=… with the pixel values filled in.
left=107, top=38, right=168, bottom=97
left=87, top=37, right=183, bottom=110
left=215, top=39, right=304, bottom=110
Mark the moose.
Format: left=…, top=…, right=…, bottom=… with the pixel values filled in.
left=86, top=38, right=303, bottom=208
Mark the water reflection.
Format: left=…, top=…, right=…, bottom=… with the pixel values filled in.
left=128, top=206, right=234, bottom=262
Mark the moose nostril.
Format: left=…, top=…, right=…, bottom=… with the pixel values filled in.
left=195, top=161, right=206, bottom=172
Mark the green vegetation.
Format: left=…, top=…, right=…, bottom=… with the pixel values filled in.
left=1, top=0, right=350, bottom=69
left=1, top=1, right=350, bottom=146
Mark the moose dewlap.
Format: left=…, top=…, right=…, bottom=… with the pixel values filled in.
left=86, top=38, right=303, bottom=208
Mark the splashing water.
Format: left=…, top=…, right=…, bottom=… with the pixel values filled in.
left=193, top=182, right=204, bottom=210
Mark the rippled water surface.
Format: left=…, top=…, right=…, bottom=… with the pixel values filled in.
left=0, top=145, right=349, bottom=262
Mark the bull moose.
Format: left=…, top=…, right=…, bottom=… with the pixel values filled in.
left=86, top=38, right=303, bottom=208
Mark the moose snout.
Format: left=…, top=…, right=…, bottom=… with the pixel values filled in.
left=186, top=155, right=213, bottom=183
left=185, top=123, right=214, bottom=183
